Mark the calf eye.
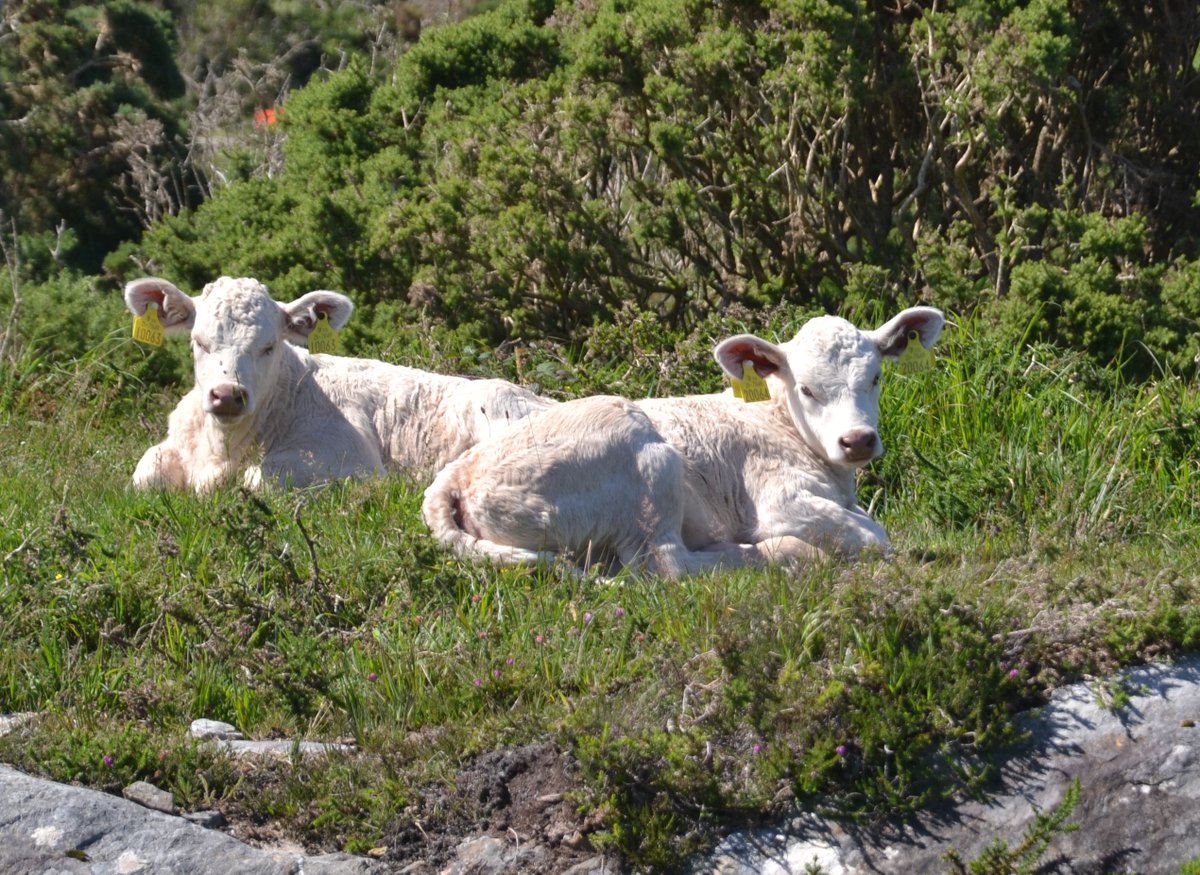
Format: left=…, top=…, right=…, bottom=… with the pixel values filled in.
left=872, top=373, right=881, bottom=387
left=800, top=385, right=815, bottom=398
left=193, top=338, right=210, bottom=354
left=261, top=344, right=276, bottom=357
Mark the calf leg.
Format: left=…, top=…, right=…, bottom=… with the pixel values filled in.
left=649, top=540, right=763, bottom=577
left=760, top=497, right=889, bottom=557
left=753, top=535, right=826, bottom=564
left=132, top=440, right=239, bottom=492
left=132, top=388, right=243, bottom=493
left=132, top=443, right=187, bottom=490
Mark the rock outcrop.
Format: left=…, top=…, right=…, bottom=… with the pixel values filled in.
left=699, top=654, right=1200, bottom=875
left=2, top=656, right=1199, bottom=874
left=0, top=763, right=381, bottom=874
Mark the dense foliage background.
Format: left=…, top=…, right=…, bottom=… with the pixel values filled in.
left=2, top=0, right=1199, bottom=379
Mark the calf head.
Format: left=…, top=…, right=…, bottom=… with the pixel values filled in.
left=715, top=307, right=944, bottom=468
left=125, top=276, right=354, bottom=427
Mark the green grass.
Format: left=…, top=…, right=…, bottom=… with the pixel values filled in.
left=0, top=315, right=1198, bottom=870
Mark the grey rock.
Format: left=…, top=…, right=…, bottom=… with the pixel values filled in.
left=186, top=720, right=356, bottom=761
left=188, top=718, right=243, bottom=740
left=182, top=809, right=226, bottom=829
left=121, top=780, right=176, bottom=814
left=0, top=711, right=37, bottom=737
left=697, top=654, right=1200, bottom=875
left=0, top=764, right=384, bottom=875
left=560, top=855, right=616, bottom=875
left=225, top=739, right=356, bottom=760
left=439, top=835, right=549, bottom=875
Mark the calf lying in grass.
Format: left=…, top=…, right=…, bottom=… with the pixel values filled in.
left=422, top=307, right=944, bottom=576
left=126, top=276, right=553, bottom=492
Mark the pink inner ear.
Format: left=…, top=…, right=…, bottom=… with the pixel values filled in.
left=875, top=307, right=945, bottom=358
left=878, top=331, right=913, bottom=359
left=143, top=286, right=189, bottom=328
left=731, top=344, right=779, bottom=376
left=129, top=286, right=166, bottom=314
left=715, top=334, right=784, bottom=379
left=160, top=294, right=194, bottom=329
left=746, top=353, right=778, bottom=376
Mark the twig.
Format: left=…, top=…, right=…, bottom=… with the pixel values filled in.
left=0, top=214, right=23, bottom=363
left=293, top=508, right=323, bottom=587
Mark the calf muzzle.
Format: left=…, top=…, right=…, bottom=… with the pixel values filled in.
left=206, top=384, right=249, bottom=419
left=838, top=427, right=881, bottom=464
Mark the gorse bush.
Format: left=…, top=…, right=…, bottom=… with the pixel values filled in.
left=0, top=0, right=436, bottom=274
left=126, top=0, right=1200, bottom=377
left=0, top=0, right=193, bottom=270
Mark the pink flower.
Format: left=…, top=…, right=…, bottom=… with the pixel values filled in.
left=102, top=755, right=114, bottom=767
left=835, top=745, right=847, bottom=756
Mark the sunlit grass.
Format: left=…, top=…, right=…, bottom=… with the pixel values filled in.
left=0, top=321, right=1197, bottom=869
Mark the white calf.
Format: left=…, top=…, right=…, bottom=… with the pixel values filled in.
left=422, top=307, right=944, bottom=576
left=126, top=276, right=553, bottom=492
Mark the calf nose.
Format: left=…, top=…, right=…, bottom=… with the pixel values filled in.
left=839, top=427, right=880, bottom=463
left=208, top=383, right=248, bottom=418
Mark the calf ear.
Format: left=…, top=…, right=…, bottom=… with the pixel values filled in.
left=713, top=334, right=788, bottom=380
left=123, top=277, right=197, bottom=333
left=871, top=306, right=945, bottom=359
left=282, top=291, right=355, bottom=340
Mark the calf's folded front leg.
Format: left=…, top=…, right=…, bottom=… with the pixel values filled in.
left=757, top=496, right=890, bottom=558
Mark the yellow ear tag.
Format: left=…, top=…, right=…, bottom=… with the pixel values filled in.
left=896, top=329, right=934, bottom=374
left=735, top=360, right=771, bottom=402
left=307, top=311, right=339, bottom=355
left=132, top=302, right=165, bottom=347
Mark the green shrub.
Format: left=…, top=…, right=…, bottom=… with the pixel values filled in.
left=131, top=0, right=1199, bottom=367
